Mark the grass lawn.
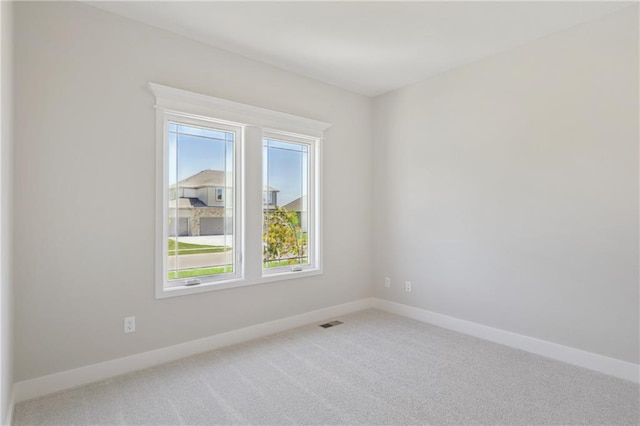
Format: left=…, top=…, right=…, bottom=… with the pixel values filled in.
left=168, top=265, right=233, bottom=279
left=168, top=239, right=231, bottom=256
left=264, top=258, right=309, bottom=268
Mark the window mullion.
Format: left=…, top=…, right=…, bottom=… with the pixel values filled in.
left=243, top=126, right=264, bottom=282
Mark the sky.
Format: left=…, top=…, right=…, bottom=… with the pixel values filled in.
left=169, top=123, right=308, bottom=207
left=264, top=138, right=308, bottom=207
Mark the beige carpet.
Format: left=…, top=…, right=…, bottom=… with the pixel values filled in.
left=14, top=309, right=640, bottom=425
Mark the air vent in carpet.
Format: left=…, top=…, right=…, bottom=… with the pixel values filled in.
left=319, top=320, right=343, bottom=328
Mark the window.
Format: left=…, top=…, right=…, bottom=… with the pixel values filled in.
left=263, top=135, right=314, bottom=273
left=151, top=83, right=330, bottom=298
left=165, top=117, right=241, bottom=288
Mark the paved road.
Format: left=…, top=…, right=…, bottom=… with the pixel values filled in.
left=167, top=252, right=233, bottom=270
left=170, top=236, right=233, bottom=248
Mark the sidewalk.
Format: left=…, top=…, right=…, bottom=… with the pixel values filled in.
left=170, top=235, right=233, bottom=248
left=167, top=251, right=233, bottom=270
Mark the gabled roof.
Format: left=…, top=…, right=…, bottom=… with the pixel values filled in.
left=174, top=169, right=279, bottom=192
left=175, top=169, right=227, bottom=189
left=168, top=197, right=208, bottom=209
left=283, top=195, right=306, bottom=212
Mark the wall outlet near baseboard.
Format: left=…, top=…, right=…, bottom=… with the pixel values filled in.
left=405, top=281, right=412, bottom=292
left=384, top=277, right=391, bottom=288
left=124, top=316, right=135, bottom=333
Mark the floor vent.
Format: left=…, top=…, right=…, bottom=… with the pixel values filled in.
left=319, top=320, right=343, bottom=329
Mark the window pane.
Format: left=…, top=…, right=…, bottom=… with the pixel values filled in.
left=263, top=138, right=309, bottom=269
left=167, top=122, right=235, bottom=282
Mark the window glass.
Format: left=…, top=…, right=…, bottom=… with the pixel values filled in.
left=167, top=122, right=235, bottom=284
left=262, top=138, right=310, bottom=269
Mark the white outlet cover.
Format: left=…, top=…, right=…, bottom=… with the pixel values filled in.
left=384, top=277, right=391, bottom=287
left=124, top=316, right=136, bottom=333
left=405, top=281, right=412, bottom=292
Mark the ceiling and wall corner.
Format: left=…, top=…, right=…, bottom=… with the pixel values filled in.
left=88, top=1, right=633, bottom=97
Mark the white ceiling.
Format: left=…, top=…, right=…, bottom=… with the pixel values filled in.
left=90, top=1, right=633, bottom=97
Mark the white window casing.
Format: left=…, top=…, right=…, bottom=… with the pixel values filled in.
left=149, top=83, right=331, bottom=298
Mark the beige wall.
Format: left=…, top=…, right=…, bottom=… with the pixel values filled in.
left=373, top=7, right=639, bottom=364
left=9, top=0, right=640, bottom=390
left=1, top=1, right=14, bottom=422
left=13, top=1, right=373, bottom=381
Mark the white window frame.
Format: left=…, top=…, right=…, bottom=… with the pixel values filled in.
left=150, top=83, right=331, bottom=298
left=159, top=113, right=244, bottom=297
left=262, top=131, right=319, bottom=277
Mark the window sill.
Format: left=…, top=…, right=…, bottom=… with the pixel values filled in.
left=260, top=268, right=322, bottom=284
left=156, top=268, right=322, bottom=299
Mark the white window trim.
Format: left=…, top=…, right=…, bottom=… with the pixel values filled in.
left=262, top=131, right=319, bottom=276
left=149, top=83, right=330, bottom=138
left=150, top=83, right=331, bottom=299
left=162, top=114, right=243, bottom=290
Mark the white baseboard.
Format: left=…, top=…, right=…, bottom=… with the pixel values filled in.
left=13, top=296, right=638, bottom=405
left=14, top=298, right=375, bottom=403
left=372, top=298, right=639, bottom=383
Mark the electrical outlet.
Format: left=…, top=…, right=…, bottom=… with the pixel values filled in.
left=405, top=281, right=412, bottom=292
left=384, top=277, right=391, bottom=288
left=124, top=316, right=135, bottom=333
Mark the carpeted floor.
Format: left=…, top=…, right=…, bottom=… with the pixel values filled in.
left=14, top=309, right=640, bottom=425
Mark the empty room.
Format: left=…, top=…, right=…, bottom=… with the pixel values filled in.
left=0, top=1, right=639, bottom=425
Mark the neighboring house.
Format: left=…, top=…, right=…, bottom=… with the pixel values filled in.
left=263, top=186, right=279, bottom=210
left=169, top=169, right=279, bottom=236
left=282, top=195, right=308, bottom=232
left=168, top=169, right=230, bottom=237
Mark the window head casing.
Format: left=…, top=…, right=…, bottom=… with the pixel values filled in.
left=150, top=83, right=331, bottom=298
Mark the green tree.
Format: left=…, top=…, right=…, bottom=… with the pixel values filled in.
left=263, top=206, right=305, bottom=265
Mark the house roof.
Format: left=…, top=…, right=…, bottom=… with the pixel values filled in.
left=283, top=195, right=306, bottom=212
left=175, top=169, right=227, bottom=189
left=168, top=197, right=208, bottom=209
left=174, top=169, right=279, bottom=192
